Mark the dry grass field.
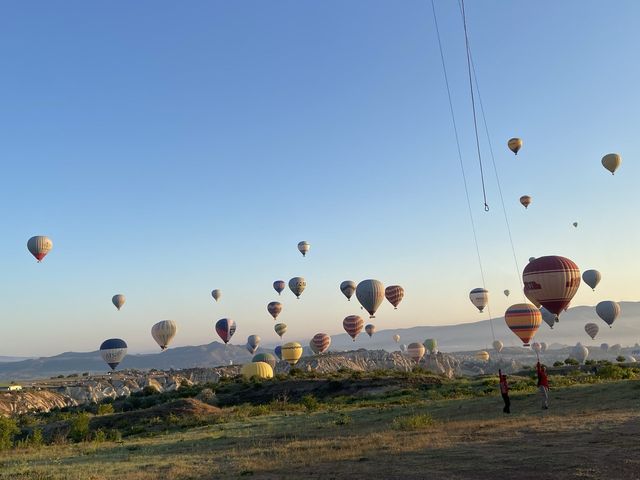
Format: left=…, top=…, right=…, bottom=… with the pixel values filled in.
left=0, top=375, right=638, bottom=479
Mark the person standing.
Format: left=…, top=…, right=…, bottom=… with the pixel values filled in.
left=536, top=361, right=549, bottom=409
left=498, top=369, right=510, bottom=413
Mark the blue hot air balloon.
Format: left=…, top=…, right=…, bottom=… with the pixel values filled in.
left=100, top=338, right=128, bottom=370
left=274, top=345, right=282, bottom=360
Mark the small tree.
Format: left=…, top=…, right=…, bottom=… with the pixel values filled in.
left=0, top=416, right=19, bottom=450
left=69, top=413, right=91, bottom=442
left=564, top=358, right=579, bottom=366
left=553, top=361, right=564, bottom=367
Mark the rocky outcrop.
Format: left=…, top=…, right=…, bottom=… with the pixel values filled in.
left=0, top=390, right=75, bottom=416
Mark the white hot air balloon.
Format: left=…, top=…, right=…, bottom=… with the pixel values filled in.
left=151, top=320, right=177, bottom=350
left=572, top=344, right=589, bottom=364
left=211, top=289, right=222, bottom=302
left=493, top=340, right=504, bottom=353
left=582, top=270, right=601, bottom=291
left=469, top=288, right=489, bottom=313
left=355, top=279, right=385, bottom=318
left=531, top=342, right=542, bottom=354
left=112, top=294, right=126, bottom=311
left=393, top=334, right=400, bottom=343
left=297, top=241, right=311, bottom=257
left=27, top=236, right=53, bottom=262
left=288, top=277, right=306, bottom=299
left=596, top=301, right=620, bottom=328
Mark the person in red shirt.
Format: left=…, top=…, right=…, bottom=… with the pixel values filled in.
left=536, top=361, right=549, bottom=409
left=498, top=369, right=510, bottom=414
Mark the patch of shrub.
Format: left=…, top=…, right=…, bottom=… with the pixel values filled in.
left=301, top=394, right=320, bottom=412
left=584, top=360, right=596, bottom=366
left=0, top=416, right=19, bottom=450
left=616, top=356, right=626, bottom=363
left=596, top=364, right=635, bottom=380
left=553, top=361, right=564, bottom=367
left=564, top=358, right=579, bottom=366
left=69, top=412, right=91, bottom=442
left=97, top=404, right=114, bottom=415
left=392, top=413, right=435, bottom=430
left=334, top=413, right=352, bottom=426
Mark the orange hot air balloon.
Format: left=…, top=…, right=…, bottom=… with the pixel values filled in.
left=343, top=315, right=364, bottom=341
left=504, top=303, right=542, bottom=346
left=384, top=285, right=404, bottom=309
left=522, top=256, right=580, bottom=318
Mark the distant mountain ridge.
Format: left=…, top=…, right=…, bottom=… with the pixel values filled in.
left=1, top=302, right=638, bottom=381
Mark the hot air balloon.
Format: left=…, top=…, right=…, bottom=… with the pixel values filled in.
left=267, top=302, right=283, bottom=320
left=519, top=195, right=532, bottom=209
left=393, top=334, right=400, bottom=343
left=356, top=280, right=385, bottom=318
left=493, top=340, right=503, bottom=353
left=211, top=289, right=221, bottom=302
left=400, top=344, right=407, bottom=352
left=385, top=285, right=405, bottom=309
left=312, top=333, right=331, bottom=354
left=247, top=335, right=261, bottom=354
left=582, top=270, right=601, bottom=291
left=573, top=222, right=578, bottom=228
left=540, top=342, right=548, bottom=353
left=584, top=323, right=599, bottom=340
left=252, top=353, right=277, bottom=369
left=343, top=315, right=364, bottom=341
left=365, top=324, right=376, bottom=338
left=572, top=344, right=589, bottom=364
left=540, top=307, right=556, bottom=329
left=273, top=280, right=286, bottom=295
left=601, top=153, right=621, bottom=175
left=274, top=345, right=282, bottom=360
left=274, top=323, right=287, bottom=338
left=281, top=342, right=303, bottom=366
left=112, top=294, right=126, bottom=311
left=522, top=256, right=580, bottom=318
left=297, top=241, right=310, bottom=257
left=531, top=342, right=542, bottom=354
left=469, top=288, right=489, bottom=313
left=424, top=338, right=438, bottom=354
left=600, top=343, right=609, bottom=352
left=504, top=303, right=542, bottom=346
left=407, top=342, right=425, bottom=363
left=528, top=257, right=536, bottom=263
left=241, top=362, right=273, bottom=380
left=340, top=281, right=356, bottom=301
left=309, top=339, right=319, bottom=354
left=27, top=236, right=53, bottom=262
left=596, top=301, right=620, bottom=328
left=475, top=351, right=490, bottom=362
left=504, top=290, right=510, bottom=297
left=288, top=277, right=306, bottom=299
left=508, top=137, right=522, bottom=155
left=151, top=320, right=177, bottom=351
left=215, top=318, right=236, bottom=344
left=100, top=339, right=127, bottom=370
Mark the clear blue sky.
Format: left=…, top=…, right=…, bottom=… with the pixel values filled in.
left=1, top=1, right=639, bottom=355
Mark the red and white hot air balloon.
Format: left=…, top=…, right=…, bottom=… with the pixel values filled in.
left=384, top=285, right=404, bottom=309
left=343, top=315, right=364, bottom=341
left=311, top=333, right=331, bottom=354
left=522, top=256, right=580, bottom=319
left=27, top=236, right=53, bottom=262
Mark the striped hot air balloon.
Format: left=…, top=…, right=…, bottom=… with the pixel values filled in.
left=385, top=285, right=404, bottom=309
left=343, top=315, right=364, bottom=341
left=356, top=279, right=385, bottom=318
left=365, top=324, right=376, bottom=338
left=274, top=323, right=287, bottom=339
left=273, top=280, right=286, bottom=295
left=469, top=288, right=489, bottom=313
left=504, top=303, right=542, bottom=346
left=596, top=301, right=620, bottom=328
left=522, top=256, right=580, bottom=318
left=267, top=302, right=283, bottom=320
left=252, top=353, right=277, bottom=369
left=27, top=236, right=53, bottom=262
left=312, top=333, right=331, bottom=354
left=584, top=322, right=599, bottom=339
left=281, top=342, right=303, bottom=366
left=112, top=294, right=126, bottom=311
left=288, top=277, right=306, bottom=299
left=215, top=318, right=236, bottom=344
left=241, top=362, right=273, bottom=380
left=100, top=338, right=127, bottom=370
left=151, top=320, right=177, bottom=350
left=475, top=351, right=490, bottom=362
left=309, top=339, right=320, bottom=354
left=340, top=281, right=356, bottom=301
left=407, top=342, right=425, bottom=363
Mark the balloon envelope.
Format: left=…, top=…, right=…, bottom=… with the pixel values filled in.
left=407, top=342, right=425, bottom=363
left=469, top=288, right=489, bottom=313
left=596, top=301, right=620, bottom=327
left=100, top=338, right=127, bottom=370
left=365, top=324, right=376, bottom=338
left=151, top=320, right=177, bottom=350
left=340, top=281, right=356, bottom=301
left=584, top=323, right=599, bottom=340
left=215, top=318, right=236, bottom=344
left=274, top=345, right=283, bottom=360
left=252, top=353, right=277, bottom=369
left=281, top=342, right=303, bottom=366
left=356, top=279, right=385, bottom=318
left=267, top=302, right=283, bottom=320
left=572, top=344, right=589, bottom=364
left=424, top=338, right=437, bottom=354
left=582, top=270, right=601, bottom=291
left=493, top=340, right=503, bottom=353
left=522, top=256, right=581, bottom=317
left=540, top=342, right=548, bottom=353
left=504, top=303, right=542, bottom=346
left=27, top=236, right=53, bottom=262
left=475, top=351, right=490, bottom=362
left=519, top=195, right=532, bottom=209
left=241, top=362, right=273, bottom=380
left=531, top=342, right=542, bottom=353
left=297, top=241, right=310, bottom=257
left=393, top=334, right=400, bottom=343
left=601, top=153, right=621, bottom=175
left=540, top=307, right=556, bottom=329
left=112, top=294, right=126, bottom=311
left=508, top=137, right=522, bottom=155
left=211, top=289, right=221, bottom=302
left=274, top=323, right=287, bottom=338
left=273, top=280, right=286, bottom=295
left=385, top=285, right=405, bottom=309
left=343, top=315, right=364, bottom=341
left=503, top=290, right=510, bottom=297
left=312, top=333, right=331, bottom=354
left=288, top=277, right=306, bottom=299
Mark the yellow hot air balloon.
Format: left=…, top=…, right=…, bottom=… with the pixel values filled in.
left=508, top=137, right=522, bottom=155
left=519, top=195, right=532, bottom=209
left=601, top=153, right=621, bottom=175
left=475, top=351, right=490, bottom=362
left=281, top=342, right=303, bottom=366
left=27, top=235, right=53, bottom=262
left=241, top=362, right=274, bottom=380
